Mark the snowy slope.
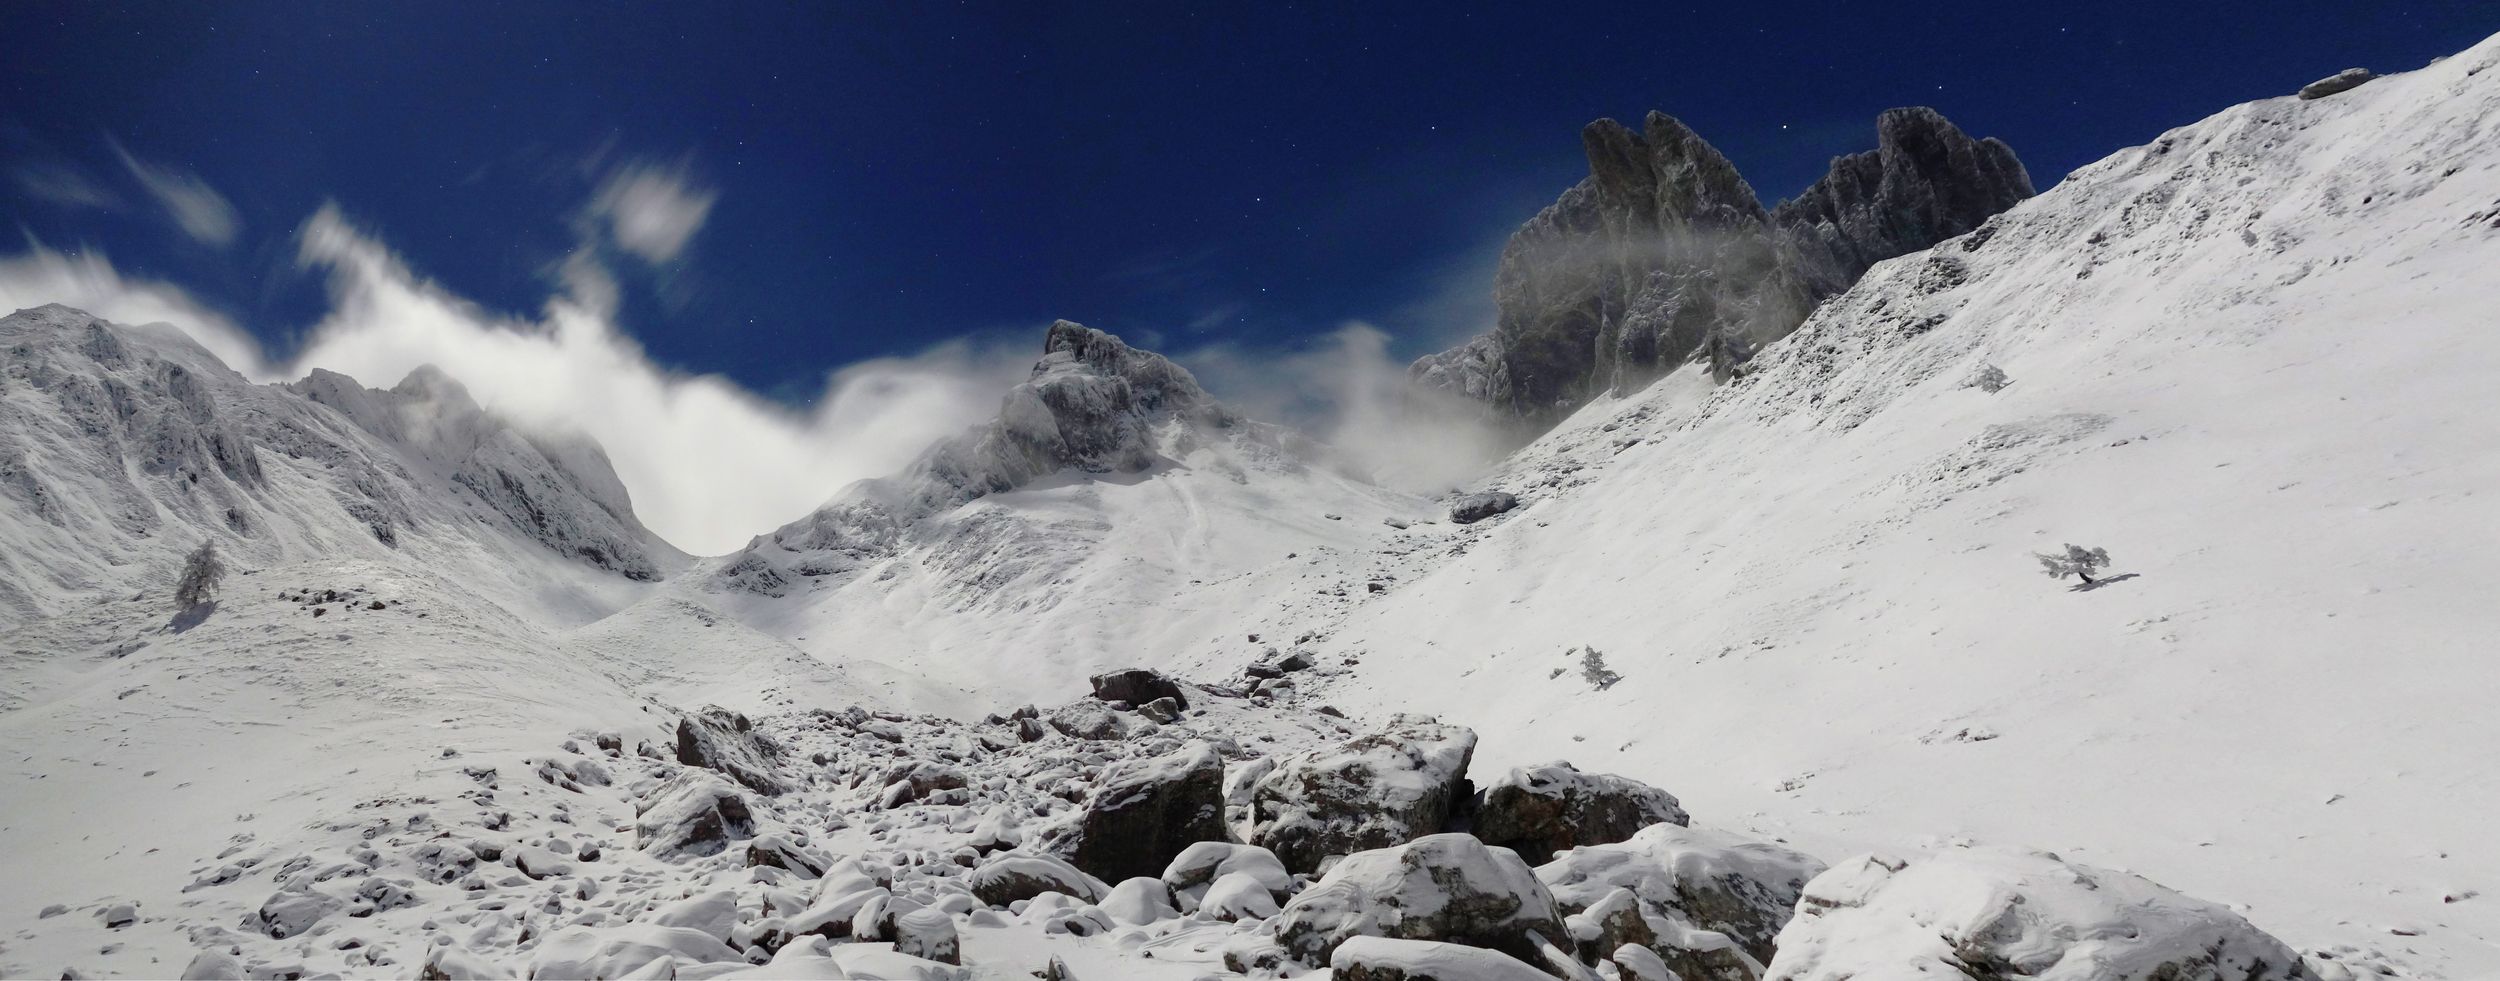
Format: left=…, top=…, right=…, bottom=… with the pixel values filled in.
left=701, top=321, right=1428, bottom=712
left=1181, top=38, right=2500, bottom=976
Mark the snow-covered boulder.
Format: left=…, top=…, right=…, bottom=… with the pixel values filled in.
left=1162, top=840, right=1294, bottom=908
left=1765, top=845, right=2314, bottom=981
left=1046, top=700, right=1139, bottom=740
left=1099, top=876, right=1181, bottom=924
left=1448, top=491, right=1519, bottom=524
left=1048, top=740, right=1225, bottom=881
left=1567, top=886, right=1758, bottom=981
left=1330, top=936, right=1555, bottom=981
left=1538, top=823, right=1825, bottom=969
left=1250, top=719, right=1478, bottom=873
left=892, top=906, right=961, bottom=965
left=253, top=887, right=340, bottom=940
left=634, top=770, right=758, bottom=860
left=1474, top=760, right=1690, bottom=864
left=1273, top=832, right=1569, bottom=966
left=1198, top=871, right=1284, bottom=922
left=675, top=706, right=788, bottom=794
left=966, top=853, right=1109, bottom=907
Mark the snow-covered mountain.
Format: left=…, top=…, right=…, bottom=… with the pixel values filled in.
left=3, top=31, right=2498, bottom=981
left=0, top=304, right=686, bottom=628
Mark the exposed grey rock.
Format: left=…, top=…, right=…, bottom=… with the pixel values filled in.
left=1448, top=492, right=1519, bottom=525
left=1090, top=667, right=1189, bottom=711
left=634, top=771, right=757, bottom=860
left=1411, top=108, right=2031, bottom=431
left=1047, top=741, right=1226, bottom=883
left=1047, top=700, right=1137, bottom=740
left=674, top=706, right=787, bottom=794
left=253, top=888, right=340, bottom=940
left=1249, top=720, right=1478, bottom=874
left=892, top=906, right=961, bottom=965
left=1473, top=761, right=1689, bottom=865
left=1274, top=832, right=1570, bottom=966
left=1137, top=696, right=1182, bottom=724
left=965, top=853, right=1109, bottom=907
left=2299, top=68, right=2376, bottom=100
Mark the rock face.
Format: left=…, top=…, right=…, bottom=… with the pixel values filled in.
left=1249, top=720, right=1480, bottom=874
left=1447, top=492, right=1519, bottom=525
left=1274, top=833, right=1571, bottom=966
left=1474, top=761, right=1689, bottom=865
left=1539, top=823, right=1827, bottom=969
left=1765, top=844, right=2315, bottom=981
left=2299, top=68, right=2376, bottom=100
left=1411, top=108, right=2032, bottom=430
left=674, top=707, right=788, bottom=795
left=1047, top=741, right=1226, bottom=882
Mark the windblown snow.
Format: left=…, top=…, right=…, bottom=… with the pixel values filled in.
left=4, top=32, right=2499, bottom=981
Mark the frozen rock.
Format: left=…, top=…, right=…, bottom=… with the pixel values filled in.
left=1198, top=870, right=1283, bottom=922
left=1539, top=822, right=1826, bottom=967
left=1049, top=740, right=1226, bottom=882
left=418, top=944, right=510, bottom=980
left=1474, top=761, right=1690, bottom=864
left=832, top=947, right=970, bottom=981
left=1046, top=701, right=1136, bottom=740
left=635, top=770, right=758, bottom=860
left=1448, top=492, right=1519, bottom=525
left=747, top=833, right=830, bottom=876
left=966, top=853, right=1109, bottom=907
left=891, top=906, right=961, bottom=965
left=1099, top=877, right=1180, bottom=924
left=1250, top=720, right=1478, bottom=873
left=650, top=889, right=741, bottom=942
left=1274, top=832, right=1570, bottom=966
left=1765, top=844, right=2314, bottom=981
left=252, top=888, right=339, bottom=939
left=676, top=706, right=788, bottom=794
left=179, top=949, right=245, bottom=980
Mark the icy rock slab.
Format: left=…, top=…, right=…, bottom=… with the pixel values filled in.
left=1764, top=844, right=2315, bottom=981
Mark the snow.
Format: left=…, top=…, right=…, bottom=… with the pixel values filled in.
left=1328, top=935, right=1553, bottom=980
left=0, top=29, right=2496, bottom=981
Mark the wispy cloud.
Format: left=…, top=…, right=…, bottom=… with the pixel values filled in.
left=1181, top=322, right=1509, bottom=492
left=111, top=140, right=241, bottom=247
left=12, top=163, right=121, bottom=210
left=587, top=162, right=716, bottom=264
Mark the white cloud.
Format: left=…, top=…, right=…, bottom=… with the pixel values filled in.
left=112, top=141, right=241, bottom=247
left=1181, top=322, right=1508, bottom=493
left=13, top=163, right=122, bottom=210
left=588, top=163, right=716, bottom=264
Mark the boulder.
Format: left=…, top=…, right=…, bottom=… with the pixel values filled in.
left=1448, top=492, right=1519, bottom=525
left=1049, top=741, right=1226, bottom=882
left=1274, top=832, right=1569, bottom=966
left=1198, top=871, right=1283, bottom=922
left=1538, top=822, right=1825, bottom=968
left=634, top=771, right=758, bottom=860
left=675, top=706, right=788, bottom=795
left=253, top=887, right=340, bottom=939
left=1047, top=701, right=1136, bottom=740
left=965, top=853, right=1109, bottom=907
left=1250, top=720, right=1478, bottom=873
left=892, top=906, right=961, bottom=965
left=417, top=945, right=509, bottom=981
left=1330, top=937, right=1554, bottom=981
left=1474, top=761, right=1690, bottom=864
left=877, top=761, right=969, bottom=807
left=179, top=950, right=244, bottom=981
left=1162, top=840, right=1294, bottom=907
left=1099, top=877, right=1180, bottom=925
left=2298, top=67, right=2376, bottom=100
left=1089, top=668, right=1189, bottom=710
left=1137, top=696, right=1183, bottom=723
left=525, top=923, right=740, bottom=980
left=1567, top=886, right=1756, bottom=981
left=746, top=833, right=829, bottom=876
left=1765, top=844, right=2315, bottom=981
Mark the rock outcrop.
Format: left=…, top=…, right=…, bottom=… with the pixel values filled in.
left=674, top=707, right=788, bottom=795
left=1249, top=719, right=1479, bottom=874
left=1411, top=107, right=2032, bottom=430
left=1473, top=761, right=1689, bottom=865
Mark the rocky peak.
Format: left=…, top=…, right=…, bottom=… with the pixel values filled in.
left=1412, top=106, right=2032, bottom=432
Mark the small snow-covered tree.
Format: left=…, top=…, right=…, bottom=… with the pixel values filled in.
left=174, top=540, right=225, bottom=610
left=2035, top=543, right=2111, bottom=585
left=1579, top=646, right=1622, bottom=691
left=1968, top=363, right=2011, bottom=393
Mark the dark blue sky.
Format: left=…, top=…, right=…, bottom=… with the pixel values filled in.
left=4, top=2, right=2493, bottom=399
